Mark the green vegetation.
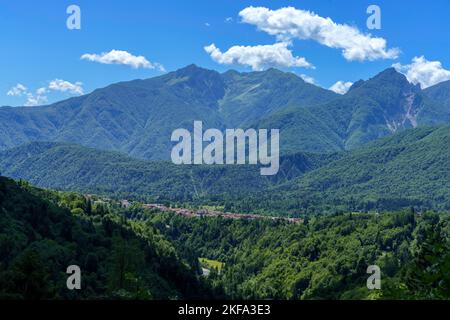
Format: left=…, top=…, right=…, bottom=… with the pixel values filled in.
left=0, top=65, right=339, bottom=159
left=2, top=65, right=450, bottom=160
left=0, top=176, right=211, bottom=300
left=0, top=141, right=326, bottom=203
left=241, top=126, right=450, bottom=215
left=1, top=65, right=450, bottom=301
left=424, top=80, right=450, bottom=109
left=0, top=176, right=448, bottom=300
left=254, top=68, right=450, bottom=153
left=150, top=210, right=449, bottom=300
left=2, top=126, right=450, bottom=215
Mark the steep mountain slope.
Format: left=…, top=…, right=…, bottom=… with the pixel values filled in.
left=2, top=65, right=449, bottom=161
left=260, top=68, right=450, bottom=154
left=0, top=65, right=338, bottom=159
left=219, top=68, right=338, bottom=126
left=259, top=126, right=450, bottom=213
left=0, top=176, right=210, bottom=299
left=0, top=65, right=227, bottom=160
left=424, top=80, right=450, bottom=109
left=0, top=142, right=328, bottom=201
left=256, top=106, right=345, bottom=154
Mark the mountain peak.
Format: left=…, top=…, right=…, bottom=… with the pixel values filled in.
left=263, top=67, right=286, bottom=75
left=372, top=67, right=408, bottom=83
left=163, top=64, right=226, bottom=105
left=174, top=64, right=217, bottom=76
left=379, top=67, right=399, bottom=75
left=346, top=67, right=414, bottom=95
left=180, top=63, right=200, bottom=70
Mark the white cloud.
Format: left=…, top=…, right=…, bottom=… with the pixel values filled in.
left=6, top=84, right=47, bottom=106
left=81, top=49, right=165, bottom=70
left=299, top=74, right=316, bottom=84
left=239, top=6, right=399, bottom=62
left=25, top=93, right=48, bottom=107
left=36, top=87, right=48, bottom=95
left=205, top=22, right=211, bottom=27
left=7, top=84, right=28, bottom=96
left=204, top=42, right=313, bottom=71
left=393, top=56, right=450, bottom=89
left=225, top=17, right=233, bottom=23
left=329, top=81, right=353, bottom=94
left=49, top=79, right=84, bottom=95
left=6, top=79, right=84, bottom=107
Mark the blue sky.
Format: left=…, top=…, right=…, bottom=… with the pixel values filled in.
left=1, top=0, right=450, bottom=106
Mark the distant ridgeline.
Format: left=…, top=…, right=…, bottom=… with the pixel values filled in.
left=1, top=126, right=450, bottom=214
left=1, top=65, right=450, bottom=160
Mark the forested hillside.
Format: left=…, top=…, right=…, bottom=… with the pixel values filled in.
left=1, top=176, right=448, bottom=300
left=258, top=68, right=450, bottom=154
left=0, top=65, right=339, bottom=159
left=227, top=126, right=450, bottom=215
left=137, top=206, right=450, bottom=300
left=0, top=176, right=210, bottom=299
left=424, top=80, right=450, bottom=109
left=1, top=65, right=450, bottom=159
left=2, top=126, right=450, bottom=215
left=0, top=141, right=328, bottom=202
left=2, top=0, right=450, bottom=305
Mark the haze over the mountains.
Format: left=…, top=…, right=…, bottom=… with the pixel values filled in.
left=1, top=65, right=450, bottom=160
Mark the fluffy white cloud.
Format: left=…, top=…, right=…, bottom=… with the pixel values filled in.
left=6, top=84, right=47, bottom=106
left=239, top=6, right=399, bottom=62
left=25, top=93, right=48, bottom=107
left=49, top=79, right=84, bottom=95
left=299, top=74, right=316, bottom=84
left=393, top=56, right=450, bottom=89
left=6, top=79, right=84, bottom=107
left=7, top=84, right=28, bottom=96
left=36, top=87, right=48, bottom=95
left=81, top=49, right=165, bottom=71
left=329, top=81, right=353, bottom=94
left=204, top=42, right=313, bottom=71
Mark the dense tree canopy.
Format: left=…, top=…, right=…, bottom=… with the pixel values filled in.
left=0, top=176, right=448, bottom=300
left=0, top=177, right=210, bottom=300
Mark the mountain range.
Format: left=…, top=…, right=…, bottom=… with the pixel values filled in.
left=2, top=65, right=450, bottom=214
left=1, top=126, right=450, bottom=214
left=0, top=141, right=327, bottom=201
left=258, top=126, right=450, bottom=213
left=2, top=65, right=450, bottom=160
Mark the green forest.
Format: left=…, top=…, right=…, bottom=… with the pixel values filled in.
left=1, top=176, right=448, bottom=300
left=0, top=176, right=211, bottom=299
left=2, top=126, right=450, bottom=216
